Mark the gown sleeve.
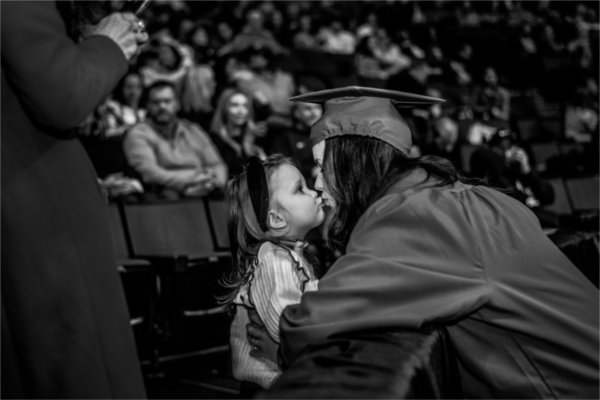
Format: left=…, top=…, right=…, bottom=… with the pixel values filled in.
left=279, top=191, right=492, bottom=366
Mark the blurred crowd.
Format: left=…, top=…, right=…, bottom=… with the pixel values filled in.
left=77, top=0, right=598, bottom=219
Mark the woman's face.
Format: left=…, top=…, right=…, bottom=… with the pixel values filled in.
left=122, top=74, right=143, bottom=105
left=192, top=27, right=209, bottom=47
left=294, top=102, right=322, bottom=128
left=312, top=140, right=336, bottom=210
left=158, top=44, right=177, bottom=68
left=225, top=93, right=250, bottom=126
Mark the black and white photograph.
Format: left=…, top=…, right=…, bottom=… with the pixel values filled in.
left=1, top=1, right=598, bottom=399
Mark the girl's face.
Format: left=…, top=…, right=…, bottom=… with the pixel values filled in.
left=312, top=141, right=336, bottom=210
left=270, top=163, right=325, bottom=239
left=225, top=93, right=250, bottom=126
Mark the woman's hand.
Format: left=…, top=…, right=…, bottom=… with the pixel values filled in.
left=246, top=308, right=279, bottom=364
left=84, top=12, right=148, bottom=60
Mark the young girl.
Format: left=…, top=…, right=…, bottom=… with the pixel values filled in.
left=220, top=154, right=325, bottom=390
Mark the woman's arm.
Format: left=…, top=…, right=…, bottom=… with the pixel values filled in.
left=1, top=2, right=132, bottom=130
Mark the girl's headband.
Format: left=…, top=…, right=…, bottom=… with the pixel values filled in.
left=246, top=157, right=269, bottom=232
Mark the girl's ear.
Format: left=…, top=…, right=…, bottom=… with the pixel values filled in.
left=267, top=210, right=287, bottom=231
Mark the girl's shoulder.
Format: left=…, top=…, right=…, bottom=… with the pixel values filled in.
left=257, top=241, right=295, bottom=262
left=256, top=241, right=313, bottom=277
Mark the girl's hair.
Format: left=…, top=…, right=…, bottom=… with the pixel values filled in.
left=218, top=154, right=298, bottom=307
left=322, top=136, right=463, bottom=255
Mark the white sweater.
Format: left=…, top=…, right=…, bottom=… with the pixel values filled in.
left=229, top=241, right=318, bottom=388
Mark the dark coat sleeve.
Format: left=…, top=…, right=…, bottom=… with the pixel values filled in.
left=0, top=1, right=127, bottom=130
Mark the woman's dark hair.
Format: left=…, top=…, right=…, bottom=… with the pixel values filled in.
left=355, top=35, right=375, bottom=57
left=322, top=136, right=460, bottom=254
left=112, top=69, right=142, bottom=105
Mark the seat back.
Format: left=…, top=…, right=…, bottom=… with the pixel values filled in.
left=530, top=142, right=560, bottom=171
left=107, top=202, right=131, bottom=260
left=460, top=144, right=477, bottom=174
left=205, top=198, right=230, bottom=250
left=565, top=176, right=599, bottom=212
left=543, top=178, right=572, bottom=215
left=122, top=199, right=217, bottom=260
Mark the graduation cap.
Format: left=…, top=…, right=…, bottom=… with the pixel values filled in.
left=289, top=86, right=444, bottom=154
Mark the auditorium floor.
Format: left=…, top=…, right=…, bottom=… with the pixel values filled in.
left=143, top=348, right=241, bottom=399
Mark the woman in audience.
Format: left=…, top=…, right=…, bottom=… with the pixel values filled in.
left=138, top=33, right=193, bottom=89
left=102, top=70, right=147, bottom=137
left=210, top=88, right=267, bottom=178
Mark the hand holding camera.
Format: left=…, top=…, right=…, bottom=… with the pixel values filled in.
left=84, top=12, right=148, bottom=60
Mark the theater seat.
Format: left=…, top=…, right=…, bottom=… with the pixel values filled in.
left=565, top=176, right=599, bottom=212
left=107, top=203, right=155, bottom=362
left=530, top=142, right=560, bottom=172
left=119, top=199, right=230, bottom=361
left=542, top=178, right=572, bottom=215
left=206, top=198, right=230, bottom=250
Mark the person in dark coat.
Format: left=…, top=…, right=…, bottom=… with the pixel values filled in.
left=1, top=2, right=148, bottom=398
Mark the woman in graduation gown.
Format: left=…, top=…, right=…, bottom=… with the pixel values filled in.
left=274, top=87, right=599, bottom=398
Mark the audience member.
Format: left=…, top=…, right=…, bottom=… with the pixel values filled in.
left=356, top=12, right=380, bottom=40
left=138, top=34, right=193, bottom=89
left=223, top=7, right=286, bottom=56
left=292, top=14, right=320, bottom=51
left=386, top=58, right=436, bottom=94
left=263, top=100, right=323, bottom=183
left=565, top=88, right=599, bottom=143
left=124, top=80, right=227, bottom=199
left=179, top=23, right=218, bottom=128
left=101, top=70, right=147, bottom=137
left=355, top=29, right=411, bottom=89
left=473, top=66, right=511, bottom=122
left=422, top=115, right=463, bottom=171
left=469, top=128, right=554, bottom=210
left=316, top=16, right=356, bottom=55
left=209, top=87, right=267, bottom=178
left=230, top=44, right=296, bottom=120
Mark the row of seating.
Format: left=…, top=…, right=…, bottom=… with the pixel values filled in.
left=543, top=176, right=599, bottom=216
left=107, top=176, right=597, bottom=368
left=459, top=141, right=589, bottom=176
left=107, top=198, right=232, bottom=370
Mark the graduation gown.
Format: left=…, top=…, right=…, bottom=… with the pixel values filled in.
left=1, top=2, right=146, bottom=398
left=280, top=168, right=598, bottom=398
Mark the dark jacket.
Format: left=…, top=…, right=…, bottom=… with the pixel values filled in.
left=1, top=2, right=145, bottom=398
